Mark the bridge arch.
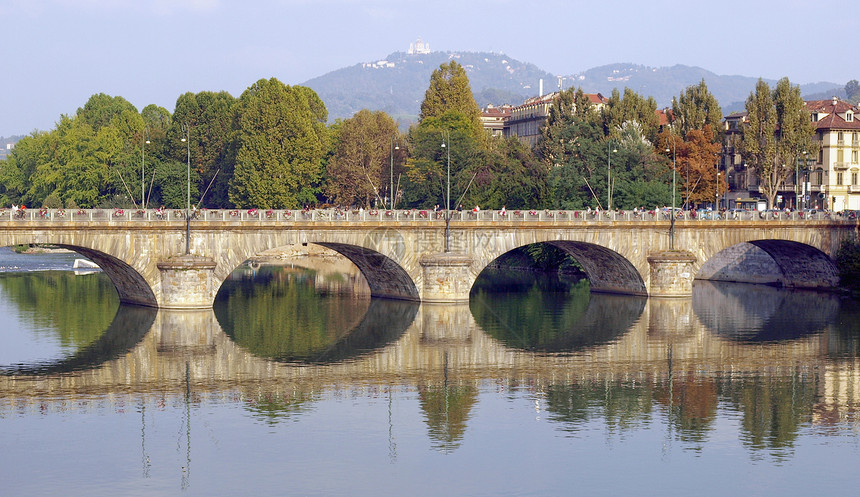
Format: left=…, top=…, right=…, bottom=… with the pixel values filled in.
left=60, top=245, right=158, bottom=306
left=695, top=240, right=840, bottom=289
left=470, top=240, right=648, bottom=297
left=313, top=242, right=419, bottom=300
left=211, top=235, right=421, bottom=303
left=0, top=241, right=158, bottom=307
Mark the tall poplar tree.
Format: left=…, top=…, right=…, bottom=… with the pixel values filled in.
left=741, top=79, right=778, bottom=207
left=601, top=88, right=660, bottom=144
left=741, top=78, right=815, bottom=208
left=672, top=79, right=723, bottom=141
left=419, top=60, right=483, bottom=140
left=773, top=77, right=816, bottom=198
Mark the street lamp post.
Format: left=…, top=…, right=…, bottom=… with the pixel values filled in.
left=390, top=139, right=399, bottom=210
left=716, top=171, right=721, bottom=212
left=802, top=151, right=809, bottom=210
left=607, top=141, right=617, bottom=210
left=794, top=153, right=800, bottom=210
left=180, top=124, right=191, bottom=254
left=141, top=131, right=150, bottom=209
left=441, top=134, right=451, bottom=252
left=685, top=156, right=690, bottom=210
left=667, top=132, right=676, bottom=249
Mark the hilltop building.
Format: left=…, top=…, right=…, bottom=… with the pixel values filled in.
left=0, top=142, right=13, bottom=161
left=408, top=38, right=430, bottom=55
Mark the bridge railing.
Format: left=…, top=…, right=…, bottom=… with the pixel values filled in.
left=0, top=207, right=851, bottom=223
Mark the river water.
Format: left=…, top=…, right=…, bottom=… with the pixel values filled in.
left=0, top=246, right=859, bottom=496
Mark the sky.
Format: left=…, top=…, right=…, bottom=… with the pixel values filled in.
left=2, top=0, right=857, bottom=137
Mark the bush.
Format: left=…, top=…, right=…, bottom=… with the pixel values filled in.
left=64, top=198, right=79, bottom=210
left=43, top=192, right=62, bottom=209
left=836, top=238, right=860, bottom=291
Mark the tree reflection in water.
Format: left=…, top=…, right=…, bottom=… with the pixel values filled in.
left=0, top=270, right=157, bottom=375
left=469, top=269, right=645, bottom=352
left=214, top=264, right=417, bottom=363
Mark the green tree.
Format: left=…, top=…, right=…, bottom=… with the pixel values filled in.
left=325, top=109, right=401, bottom=208
left=137, top=104, right=172, bottom=208
left=546, top=118, right=607, bottom=209
left=741, top=78, right=816, bottom=208
left=76, top=93, right=139, bottom=132
left=741, top=79, right=778, bottom=208
left=845, top=79, right=860, bottom=104
left=671, top=79, right=723, bottom=141
left=403, top=111, right=482, bottom=209
left=601, top=88, right=660, bottom=144
left=25, top=115, right=123, bottom=208
left=172, top=91, right=238, bottom=208
left=460, top=136, right=547, bottom=209
left=419, top=60, right=483, bottom=141
left=773, top=77, right=817, bottom=204
left=536, top=88, right=577, bottom=172
left=0, top=130, right=55, bottom=207
left=609, top=121, right=672, bottom=210
left=229, top=78, right=329, bottom=208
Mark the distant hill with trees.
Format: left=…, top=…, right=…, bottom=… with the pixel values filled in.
left=304, top=53, right=844, bottom=123
left=303, top=51, right=555, bottom=126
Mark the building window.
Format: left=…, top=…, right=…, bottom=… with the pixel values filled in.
left=848, top=112, right=854, bottom=122
left=854, top=150, right=859, bottom=164
left=838, top=132, right=845, bottom=145
left=853, top=172, right=858, bottom=185
left=838, top=172, right=844, bottom=186
left=853, top=132, right=858, bottom=144
left=819, top=149, right=824, bottom=164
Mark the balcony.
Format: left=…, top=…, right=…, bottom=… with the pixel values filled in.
left=850, top=185, right=860, bottom=193
left=834, top=162, right=849, bottom=170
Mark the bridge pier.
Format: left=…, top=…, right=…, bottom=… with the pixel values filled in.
left=156, top=255, right=218, bottom=309
left=647, top=250, right=697, bottom=297
left=419, top=253, right=474, bottom=303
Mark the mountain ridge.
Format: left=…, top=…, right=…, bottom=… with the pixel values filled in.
left=303, top=51, right=845, bottom=124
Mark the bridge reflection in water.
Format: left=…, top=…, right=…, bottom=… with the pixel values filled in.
left=2, top=276, right=859, bottom=447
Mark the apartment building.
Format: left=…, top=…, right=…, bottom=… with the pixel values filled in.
left=722, top=97, right=860, bottom=210
left=808, top=97, right=860, bottom=211
left=487, top=91, right=608, bottom=147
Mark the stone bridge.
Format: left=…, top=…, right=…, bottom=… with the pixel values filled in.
left=0, top=208, right=856, bottom=308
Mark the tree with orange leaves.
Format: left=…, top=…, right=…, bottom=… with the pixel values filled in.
left=658, top=125, right=723, bottom=208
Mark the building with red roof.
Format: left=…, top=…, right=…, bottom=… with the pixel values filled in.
left=807, top=97, right=860, bottom=210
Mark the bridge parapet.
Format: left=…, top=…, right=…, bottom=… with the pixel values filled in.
left=0, top=207, right=855, bottom=224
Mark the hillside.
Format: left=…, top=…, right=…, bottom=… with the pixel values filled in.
left=303, top=51, right=555, bottom=125
left=304, top=53, right=843, bottom=123
left=563, top=63, right=841, bottom=113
